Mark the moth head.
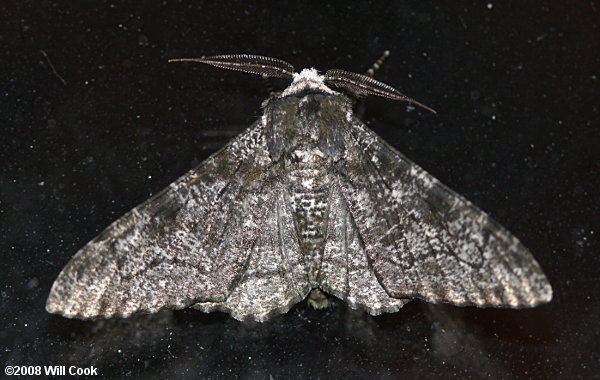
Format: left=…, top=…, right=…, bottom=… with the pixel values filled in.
left=280, top=68, right=338, bottom=97
left=169, top=54, right=436, bottom=114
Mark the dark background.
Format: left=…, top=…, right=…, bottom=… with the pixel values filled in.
left=1, top=1, right=598, bottom=379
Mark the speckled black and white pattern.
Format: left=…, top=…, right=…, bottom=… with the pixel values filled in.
left=46, top=61, right=552, bottom=322
left=339, top=117, right=552, bottom=308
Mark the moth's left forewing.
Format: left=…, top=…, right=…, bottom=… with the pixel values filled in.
left=45, top=121, right=305, bottom=320
left=337, top=117, right=552, bottom=308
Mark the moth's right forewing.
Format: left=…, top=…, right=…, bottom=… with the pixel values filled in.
left=337, top=118, right=552, bottom=308
left=46, top=122, right=275, bottom=319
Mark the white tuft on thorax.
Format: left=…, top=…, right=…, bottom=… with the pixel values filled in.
left=281, top=68, right=337, bottom=97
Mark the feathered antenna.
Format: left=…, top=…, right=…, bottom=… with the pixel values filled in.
left=168, top=54, right=295, bottom=79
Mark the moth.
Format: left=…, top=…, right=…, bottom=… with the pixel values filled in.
left=46, top=54, right=552, bottom=321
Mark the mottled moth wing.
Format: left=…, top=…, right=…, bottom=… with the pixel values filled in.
left=46, top=122, right=309, bottom=321
left=319, top=185, right=411, bottom=315
left=337, top=117, right=552, bottom=308
left=192, top=187, right=311, bottom=321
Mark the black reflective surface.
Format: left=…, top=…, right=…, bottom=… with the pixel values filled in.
left=1, top=1, right=598, bottom=379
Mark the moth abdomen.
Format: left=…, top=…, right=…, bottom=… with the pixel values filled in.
left=287, top=153, right=332, bottom=284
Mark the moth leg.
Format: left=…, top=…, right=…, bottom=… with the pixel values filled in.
left=365, top=50, right=390, bottom=78
left=261, top=75, right=275, bottom=96
left=356, top=50, right=392, bottom=119
left=308, top=289, right=331, bottom=310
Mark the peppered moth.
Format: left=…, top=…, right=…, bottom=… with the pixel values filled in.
left=46, top=54, right=552, bottom=321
